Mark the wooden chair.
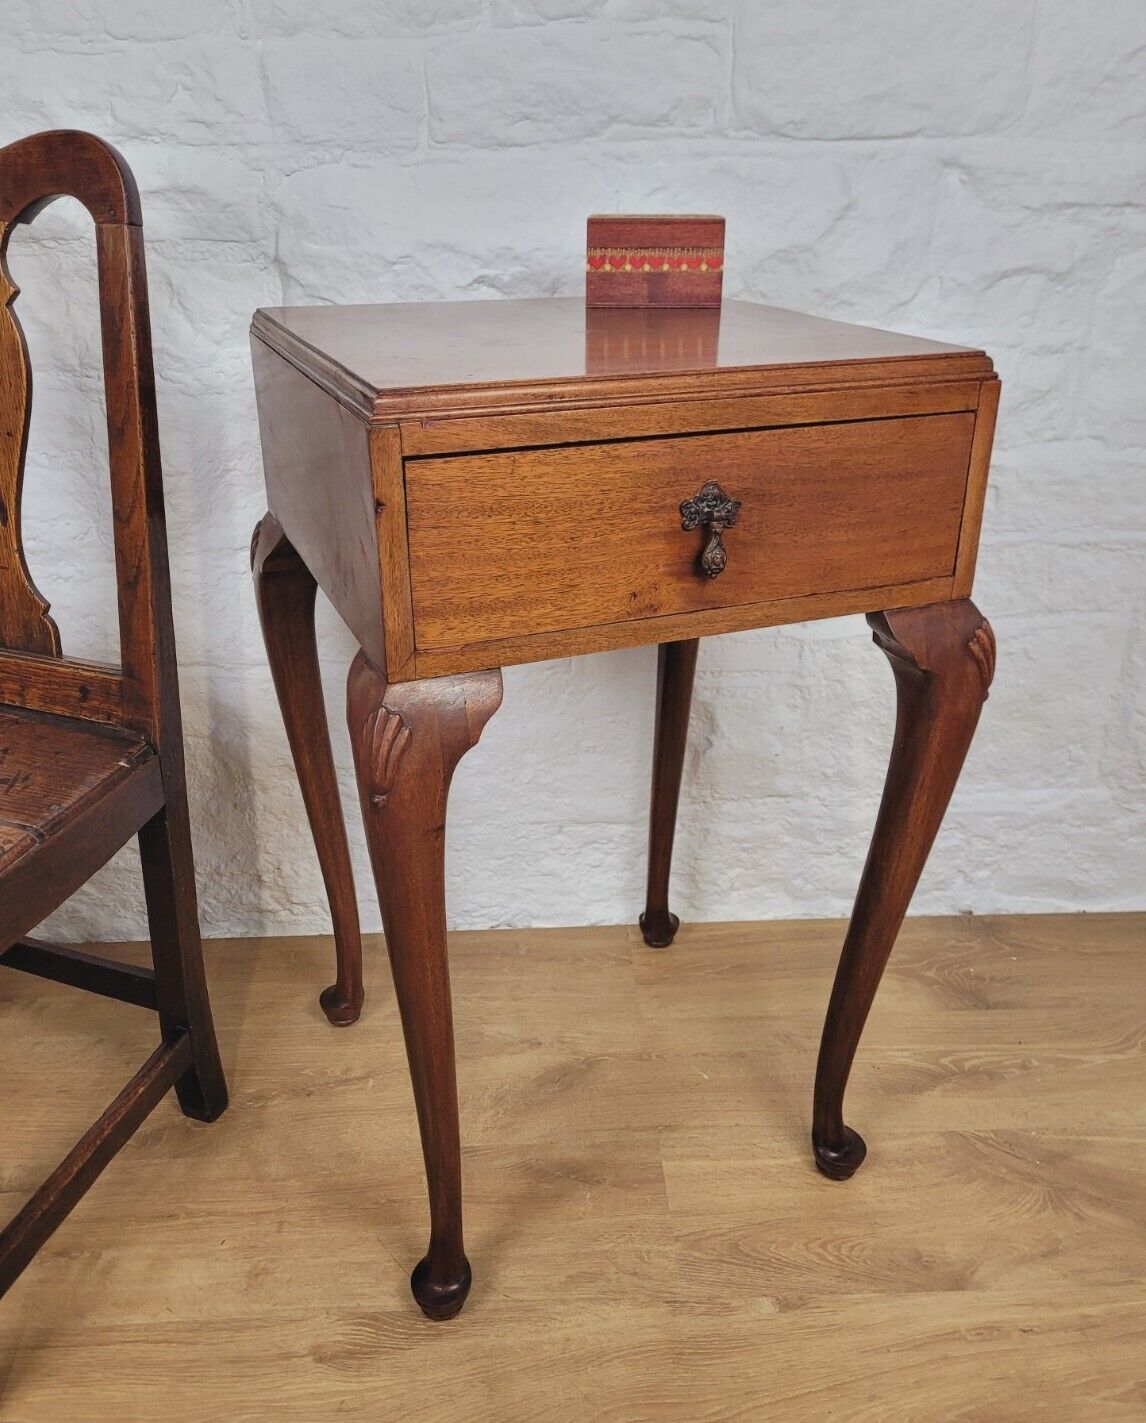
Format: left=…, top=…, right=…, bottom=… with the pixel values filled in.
left=0, top=130, right=227, bottom=1296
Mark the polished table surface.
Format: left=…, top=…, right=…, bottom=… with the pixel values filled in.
left=251, top=295, right=999, bottom=1319
left=253, top=296, right=984, bottom=411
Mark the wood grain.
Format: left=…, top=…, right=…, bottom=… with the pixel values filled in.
left=368, top=425, right=416, bottom=682
left=0, top=128, right=140, bottom=227
left=408, top=574, right=956, bottom=679
left=0, top=1034, right=191, bottom=1292
left=1, top=937, right=157, bottom=1009
left=0, top=705, right=153, bottom=871
left=397, top=377, right=982, bottom=457
left=0, top=913, right=1141, bottom=1419
left=0, top=219, right=60, bottom=655
left=252, top=296, right=993, bottom=421
left=251, top=336, right=386, bottom=670
left=952, top=376, right=1001, bottom=597
left=251, top=297, right=998, bottom=685
left=0, top=652, right=123, bottom=723
left=406, top=414, right=975, bottom=650
left=0, top=751, right=164, bottom=949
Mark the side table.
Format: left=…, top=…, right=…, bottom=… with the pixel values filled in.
left=250, top=297, right=998, bottom=1318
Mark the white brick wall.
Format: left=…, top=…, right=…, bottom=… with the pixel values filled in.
left=3, top=1, right=1143, bottom=941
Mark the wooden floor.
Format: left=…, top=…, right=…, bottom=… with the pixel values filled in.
left=1, top=913, right=1143, bottom=1421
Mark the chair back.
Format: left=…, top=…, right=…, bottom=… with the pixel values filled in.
left=0, top=129, right=179, bottom=747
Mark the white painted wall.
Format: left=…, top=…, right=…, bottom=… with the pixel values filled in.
left=3, top=1, right=1143, bottom=941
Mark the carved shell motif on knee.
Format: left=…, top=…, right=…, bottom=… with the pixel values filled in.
left=362, top=704, right=411, bottom=808
left=967, top=621, right=996, bottom=701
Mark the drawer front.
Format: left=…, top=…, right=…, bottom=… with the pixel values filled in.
left=405, top=413, right=975, bottom=651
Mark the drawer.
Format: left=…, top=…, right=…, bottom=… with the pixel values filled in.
left=405, top=412, right=975, bottom=651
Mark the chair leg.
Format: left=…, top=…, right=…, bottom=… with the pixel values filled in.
left=138, top=803, right=227, bottom=1123
left=812, top=600, right=995, bottom=1180
left=252, top=512, right=365, bottom=1025
left=347, top=651, right=503, bottom=1319
left=639, top=638, right=699, bottom=947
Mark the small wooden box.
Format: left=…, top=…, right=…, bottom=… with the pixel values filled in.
left=586, top=214, right=725, bottom=309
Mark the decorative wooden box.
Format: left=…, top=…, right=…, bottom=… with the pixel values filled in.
left=586, top=214, right=725, bottom=309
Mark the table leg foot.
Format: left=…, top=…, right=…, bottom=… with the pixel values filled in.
left=412, top=1253, right=473, bottom=1320
left=318, top=982, right=362, bottom=1026
left=638, top=909, right=680, bottom=948
left=813, top=1125, right=867, bottom=1181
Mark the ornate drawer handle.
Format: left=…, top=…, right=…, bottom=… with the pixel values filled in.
left=680, top=480, right=741, bottom=579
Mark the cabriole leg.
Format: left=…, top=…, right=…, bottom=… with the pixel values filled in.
left=639, top=638, right=699, bottom=948
left=813, top=599, right=995, bottom=1180
left=347, top=652, right=503, bottom=1319
left=252, top=513, right=364, bottom=1025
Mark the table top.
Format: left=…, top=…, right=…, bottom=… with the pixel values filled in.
left=251, top=296, right=992, bottom=420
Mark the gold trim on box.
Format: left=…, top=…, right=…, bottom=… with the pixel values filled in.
left=586, top=246, right=724, bottom=274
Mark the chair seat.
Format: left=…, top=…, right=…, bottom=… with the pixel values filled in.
left=0, top=706, right=155, bottom=874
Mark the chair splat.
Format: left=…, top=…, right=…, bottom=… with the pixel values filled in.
left=0, top=222, right=60, bottom=656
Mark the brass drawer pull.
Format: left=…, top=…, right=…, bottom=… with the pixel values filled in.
left=680, top=480, right=741, bottom=579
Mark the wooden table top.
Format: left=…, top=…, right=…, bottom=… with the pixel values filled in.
left=251, top=296, right=992, bottom=420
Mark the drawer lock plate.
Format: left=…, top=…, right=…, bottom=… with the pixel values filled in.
left=680, top=480, right=742, bottom=579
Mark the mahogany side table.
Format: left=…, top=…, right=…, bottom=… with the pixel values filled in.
left=249, top=297, right=998, bottom=1319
